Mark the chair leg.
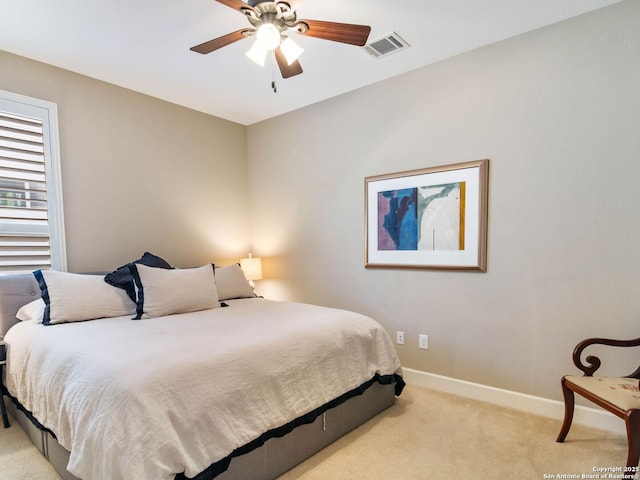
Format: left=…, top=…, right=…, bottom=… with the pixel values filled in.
left=557, top=377, right=575, bottom=443
left=625, top=410, right=640, bottom=471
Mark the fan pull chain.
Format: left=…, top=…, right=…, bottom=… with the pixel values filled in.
left=271, top=62, right=277, bottom=93
left=322, top=412, right=326, bottom=431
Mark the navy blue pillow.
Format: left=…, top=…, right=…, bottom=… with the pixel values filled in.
left=104, top=252, right=172, bottom=303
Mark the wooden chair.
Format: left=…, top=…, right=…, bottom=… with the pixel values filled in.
left=557, top=336, right=640, bottom=470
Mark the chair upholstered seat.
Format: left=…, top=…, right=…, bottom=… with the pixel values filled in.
left=564, top=376, right=640, bottom=411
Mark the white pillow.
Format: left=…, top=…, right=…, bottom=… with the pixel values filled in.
left=214, top=264, right=256, bottom=301
left=34, top=270, right=137, bottom=325
left=131, top=264, right=219, bottom=319
left=16, top=298, right=46, bottom=323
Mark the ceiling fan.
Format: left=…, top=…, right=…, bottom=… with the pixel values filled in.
left=190, top=0, right=372, bottom=80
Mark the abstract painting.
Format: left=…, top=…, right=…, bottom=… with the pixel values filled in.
left=365, top=160, right=488, bottom=270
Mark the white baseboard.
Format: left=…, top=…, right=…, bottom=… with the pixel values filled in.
left=403, top=368, right=626, bottom=435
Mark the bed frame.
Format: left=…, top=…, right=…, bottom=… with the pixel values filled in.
left=0, top=273, right=398, bottom=480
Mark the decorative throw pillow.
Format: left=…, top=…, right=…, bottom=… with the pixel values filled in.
left=16, top=298, right=46, bottom=323
left=129, top=263, right=220, bottom=319
left=214, top=263, right=257, bottom=301
left=104, top=252, right=173, bottom=302
left=33, top=270, right=137, bottom=325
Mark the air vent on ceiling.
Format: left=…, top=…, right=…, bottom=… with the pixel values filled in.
left=363, top=32, right=410, bottom=58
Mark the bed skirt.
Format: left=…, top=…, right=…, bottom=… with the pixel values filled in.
left=6, top=374, right=404, bottom=480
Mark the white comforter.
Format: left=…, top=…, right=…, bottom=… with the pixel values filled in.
left=4, top=298, right=402, bottom=480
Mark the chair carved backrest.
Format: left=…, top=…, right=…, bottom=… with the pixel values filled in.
left=572, top=337, right=640, bottom=377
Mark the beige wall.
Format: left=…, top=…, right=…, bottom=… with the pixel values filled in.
left=0, top=50, right=248, bottom=272
left=1, top=1, right=637, bottom=403
left=247, top=0, right=640, bottom=401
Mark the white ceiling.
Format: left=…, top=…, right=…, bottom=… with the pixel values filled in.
left=0, top=0, right=623, bottom=125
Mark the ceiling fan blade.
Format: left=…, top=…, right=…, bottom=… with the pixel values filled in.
left=214, top=0, right=258, bottom=15
left=274, top=47, right=303, bottom=79
left=190, top=28, right=254, bottom=54
left=296, top=19, right=371, bottom=46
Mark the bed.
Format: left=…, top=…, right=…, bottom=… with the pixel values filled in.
left=0, top=257, right=404, bottom=480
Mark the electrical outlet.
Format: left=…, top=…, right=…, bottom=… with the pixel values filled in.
left=419, top=334, right=429, bottom=350
left=396, top=331, right=405, bottom=345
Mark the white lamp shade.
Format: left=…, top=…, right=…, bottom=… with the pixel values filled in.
left=246, top=40, right=268, bottom=66
left=280, top=37, right=303, bottom=65
left=240, top=256, right=263, bottom=281
left=256, top=23, right=281, bottom=51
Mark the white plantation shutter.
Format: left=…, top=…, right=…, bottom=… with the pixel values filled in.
left=0, top=91, right=66, bottom=274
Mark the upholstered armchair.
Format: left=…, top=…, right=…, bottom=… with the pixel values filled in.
left=557, top=336, right=640, bottom=470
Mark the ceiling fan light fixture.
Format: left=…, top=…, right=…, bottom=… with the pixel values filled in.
left=280, top=37, right=303, bottom=65
left=256, top=23, right=281, bottom=51
left=246, top=40, right=268, bottom=66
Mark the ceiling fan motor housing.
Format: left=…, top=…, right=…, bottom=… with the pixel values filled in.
left=243, top=1, right=306, bottom=34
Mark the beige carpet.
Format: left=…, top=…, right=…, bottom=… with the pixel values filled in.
left=0, top=385, right=629, bottom=479
left=0, top=412, right=62, bottom=480
left=279, top=386, right=629, bottom=479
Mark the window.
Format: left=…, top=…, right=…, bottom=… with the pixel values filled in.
left=0, top=90, right=66, bottom=274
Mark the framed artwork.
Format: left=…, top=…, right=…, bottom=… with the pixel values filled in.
left=365, top=159, right=489, bottom=271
